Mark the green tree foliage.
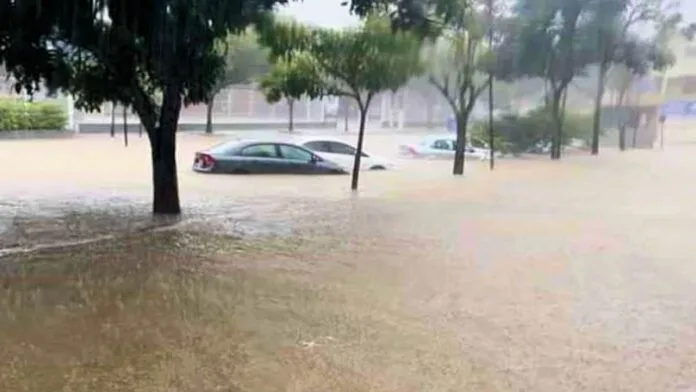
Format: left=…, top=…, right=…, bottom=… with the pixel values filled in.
left=260, top=52, right=326, bottom=132
left=423, top=0, right=495, bottom=175
left=0, top=0, right=282, bottom=214
left=206, top=30, right=269, bottom=134
left=0, top=99, right=67, bottom=131
left=258, top=16, right=422, bottom=190
left=587, top=0, right=677, bottom=155
left=0, top=0, right=432, bottom=215
left=496, top=0, right=597, bottom=160
left=471, top=106, right=596, bottom=155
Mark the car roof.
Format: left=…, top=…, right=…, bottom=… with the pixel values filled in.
left=421, top=134, right=456, bottom=142
left=205, top=139, right=306, bottom=153
left=293, top=136, right=351, bottom=144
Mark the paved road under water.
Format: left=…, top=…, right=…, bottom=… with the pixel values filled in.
left=1, top=133, right=696, bottom=391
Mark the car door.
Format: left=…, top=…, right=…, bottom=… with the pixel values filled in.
left=277, top=144, right=322, bottom=174
left=302, top=140, right=343, bottom=166
left=326, top=141, right=370, bottom=170
left=238, top=143, right=283, bottom=173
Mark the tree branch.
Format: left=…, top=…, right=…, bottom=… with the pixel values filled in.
left=429, top=74, right=458, bottom=114
left=314, top=55, right=359, bottom=99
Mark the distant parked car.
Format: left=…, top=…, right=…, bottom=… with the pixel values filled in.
left=193, top=140, right=347, bottom=174
left=398, top=135, right=495, bottom=160
left=297, top=137, right=394, bottom=171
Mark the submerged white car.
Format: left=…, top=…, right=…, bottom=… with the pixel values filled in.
left=398, top=134, right=495, bottom=160
left=296, top=137, right=394, bottom=171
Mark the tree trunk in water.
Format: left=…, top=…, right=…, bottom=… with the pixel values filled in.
left=110, top=103, right=116, bottom=137
left=122, top=106, right=128, bottom=147
left=618, top=125, right=626, bottom=151
left=488, top=72, right=495, bottom=170
left=288, top=99, right=294, bottom=132
left=591, top=61, right=609, bottom=155
left=149, top=85, right=183, bottom=215
left=632, top=126, right=638, bottom=148
left=550, top=103, right=561, bottom=160
left=205, top=95, right=215, bottom=134
left=351, top=108, right=369, bottom=190
left=550, top=90, right=565, bottom=160
left=452, top=113, right=468, bottom=175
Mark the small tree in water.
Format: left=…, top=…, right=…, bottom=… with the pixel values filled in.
left=259, top=16, right=422, bottom=190
left=423, top=0, right=497, bottom=175
left=206, top=30, right=268, bottom=135
left=260, top=52, right=326, bottom=133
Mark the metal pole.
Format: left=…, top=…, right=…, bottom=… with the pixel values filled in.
left=122, top=105, right=128, bottom=147
left=487, top=0, right=495, bottom=170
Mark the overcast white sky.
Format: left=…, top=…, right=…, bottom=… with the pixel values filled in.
left=279, top=0, right=696, bottom=28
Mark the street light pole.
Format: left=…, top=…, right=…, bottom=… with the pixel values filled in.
left=487, top=0, right=495, bottom=170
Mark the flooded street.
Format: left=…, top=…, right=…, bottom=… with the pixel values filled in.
left=2, top=132, right=696, bottom=391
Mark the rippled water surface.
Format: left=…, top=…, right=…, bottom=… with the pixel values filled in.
left=2, top=132, right=696, bottom=391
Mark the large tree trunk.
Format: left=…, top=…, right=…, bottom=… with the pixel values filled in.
left=205, top=94, right=215, bottom=134
left=452, top=111, right=469, bottom=175
left=288, top=99, right=294, bottom=132
left=550, top=100, right=562, bottom=160
left=487, top=73, right=495, bottom=170
left=591, top=61, right=609, bottom=155
left=550, top=89, right=566, bottom=160
left=149, top=85, right=183, bottom=215
left=351, top=104, right=370, bottom=190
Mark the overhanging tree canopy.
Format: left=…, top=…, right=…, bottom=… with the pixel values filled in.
left=0, top=0, right=434, bottom=215
left=258, top=15, right=422, bottom=189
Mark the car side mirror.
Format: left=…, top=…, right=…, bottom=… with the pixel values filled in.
left=310, top=155, right=320, bottom=163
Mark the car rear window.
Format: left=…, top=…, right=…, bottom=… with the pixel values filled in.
left=208, top=141, right=240, bottom=155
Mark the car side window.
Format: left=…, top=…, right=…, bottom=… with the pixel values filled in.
left=278, top=144, right=313, bottom=161
left=304, top=141, right=331, bottom=153
left=327, top=142, right=356, bottom=155
left=240, top=144, right=278, bottom=158
left=328, top=141, right=370, bottom=157
left=431, top=139, right=451, bottom=150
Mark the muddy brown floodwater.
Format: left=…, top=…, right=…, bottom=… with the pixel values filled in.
left=1, top=131, right=696, bottom=391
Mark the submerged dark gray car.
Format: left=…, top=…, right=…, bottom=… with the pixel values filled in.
left=192, top=140, right=348, bottom=174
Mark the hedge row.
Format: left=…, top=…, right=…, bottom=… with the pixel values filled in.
left=471, top=106, right=599, bottom=154
left=0, top=99, right=68, bottom=131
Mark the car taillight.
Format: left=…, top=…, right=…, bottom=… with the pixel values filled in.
left=196, top=153, right=216, bottom=168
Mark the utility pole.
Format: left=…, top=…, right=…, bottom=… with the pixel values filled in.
left=487, top=0, right=495, bottom=170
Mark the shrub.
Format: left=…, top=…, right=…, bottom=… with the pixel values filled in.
left=0, top=99, right=67, bottom=131
left=471, top=106, right=600, bottom=154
